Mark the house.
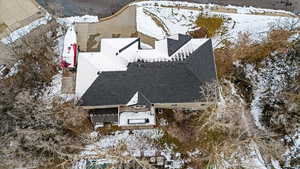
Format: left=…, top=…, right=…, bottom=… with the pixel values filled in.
left=74, top=33, right=217, bottom=128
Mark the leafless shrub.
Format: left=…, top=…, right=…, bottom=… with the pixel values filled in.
left=187, top=27, right=207, bottom=38
left=0, top=21, right=89, bottom=169
left=2, top=20, right=60, bottom=96
left=269, top=18, right=300, bottom=31
left=214, top=23, right=297, bottom=78
left=190, top=80, right=286, bottom=168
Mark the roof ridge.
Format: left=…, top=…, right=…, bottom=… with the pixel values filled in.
left=185, top=39, right=214, bottom=81
left=117, top=38, right=140, bottom=55
left=138, top=91, right=152, bottom=104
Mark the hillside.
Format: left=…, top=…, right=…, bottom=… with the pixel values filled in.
left=0, top=1, right=299, bottom=169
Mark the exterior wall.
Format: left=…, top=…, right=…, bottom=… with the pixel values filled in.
left=82, top=102, right=215, bottom=110
left=138, top=32, right=156, bottom=47
left=81, top=104, right=120, bottom=110
left=153, top=102, right=215, bottom=110
left=85, top=102, right=214, bottom=128
left=119, top=105, right=150, bottom=112
left=75, top=5, right=137, bottom=51
left=118, top=105, right=156, bottom=127
left=90, top=108, right=119, bottom=129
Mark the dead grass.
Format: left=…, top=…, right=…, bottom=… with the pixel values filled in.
left=156, top=81, right=287, bottom=168
left=54, top=102, right=92, bottom=135
left=157, top=107, right=249, bottom=168
left=97, top=125, right=122, bottom=135
left=214, top=29, right=294, bottom=78
left=187, top=27, right=208, bottom=38
left=156, top=108, right=231, bottom=157
left=194, top=14, right=229, bottom=38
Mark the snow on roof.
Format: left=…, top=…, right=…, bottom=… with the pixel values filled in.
left=75, top=52, right=128, bottom=97
left=101, top=38, right=139, bottom=56
left=62, top=25, right=77, bottom=67
left=136, top=49, right=170, bottom=62
left=127, top=91, right=139, bottom=106
left=170, top=39, right=208, bottom=60
left=75, top=53, right=100, bottom=98
left=76, top=39, right=141, bottom=98
left=76, top=35, right=209, bottom=98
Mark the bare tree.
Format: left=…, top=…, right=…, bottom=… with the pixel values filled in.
left=0, top=21, right=90, bottom=169
left=191, top=80, right=286, bottom=169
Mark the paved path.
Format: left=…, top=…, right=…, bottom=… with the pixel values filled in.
left=36, top=0, right=300, bottom=17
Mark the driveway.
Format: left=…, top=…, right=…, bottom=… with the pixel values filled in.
left=36, top=0, right=134, bottom=17
left=36, top=0, right=300, bottom=17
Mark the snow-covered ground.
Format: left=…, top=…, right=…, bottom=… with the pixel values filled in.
left=134, top=1, right=296, bottom=16
left=1, top=14, right=98, bottom=45
left=241, top=51, right=299, bottom=129
left=74, top=129, right=185, bottom=169
left=134, top=1, right=299, bottom=45
left=42, top=25, right=75, bottom=104
left=1, top=13, right=52, bottom=44
left=56, top=15, right=99, bottom=27
left=284, top=130, right=300, bottom=168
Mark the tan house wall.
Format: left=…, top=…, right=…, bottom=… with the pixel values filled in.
left=82, top=104, right=120, bottom=110
left=76, top=5, right=138, bottom=52
left=138, top=32, right=157, bottom=47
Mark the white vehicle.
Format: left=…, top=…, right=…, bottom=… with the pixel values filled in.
left=61, top=25, right=77, bottom=69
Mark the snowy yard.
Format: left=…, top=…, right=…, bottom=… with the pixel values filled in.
left=74, top=129, right=185, bottom=169
left=135, top=1, right=299, bottom=45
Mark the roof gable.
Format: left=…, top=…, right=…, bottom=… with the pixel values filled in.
left=126, top=91, right=152, bottom=107
left=167, top=34, right=192, bottom=56
left=127, top=91, right=139, bottom=106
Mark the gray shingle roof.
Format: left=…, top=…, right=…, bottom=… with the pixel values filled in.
left=78, top=39, right=216, bottom=107
left=135, top=92, right=152, bottom=107
left=167, top=34, right=191, bottom=56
